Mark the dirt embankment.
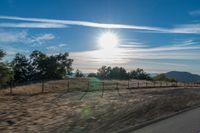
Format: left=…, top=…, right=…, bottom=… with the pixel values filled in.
left=1, top=87, right=200, bottom=133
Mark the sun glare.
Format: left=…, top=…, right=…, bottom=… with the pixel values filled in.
left=94, top=31, right=122, bottom=63
left=98, top=32, right=119, bottom=50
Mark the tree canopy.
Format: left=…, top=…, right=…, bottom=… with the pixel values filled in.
left=75, top=69, right=84, bottom=77
left=0, top=50, right=13, bottom=86
left=129, top=68, right=151, bottom=80
left=30, top=50, right=73, bottom=80
left=0, top=48, right=174, bottom=87
left=11, top=53, right=32, bottom=83
left=96, top=66, right=151, bottom=80
left=11, top=50, right=73, bottom=83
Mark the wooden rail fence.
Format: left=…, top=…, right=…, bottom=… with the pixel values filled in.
left=1, top=79, right=200, bottom=96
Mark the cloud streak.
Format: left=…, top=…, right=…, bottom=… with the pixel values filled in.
left=0, top=30, right=55, bottom=45
left=0, top=22, right=67, bottom=28
left=69, top=39, right=200, bottom=73
left=189, top=9, right=200, bottom=16
left=1, top=16, right=200, bottom=34
left=0, top=16, right=164, bottom=31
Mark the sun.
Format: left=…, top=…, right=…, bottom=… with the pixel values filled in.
left=98, top=32, right=119, bottom=50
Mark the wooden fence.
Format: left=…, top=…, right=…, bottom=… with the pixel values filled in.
left=1, top=79, right=200, bottom=96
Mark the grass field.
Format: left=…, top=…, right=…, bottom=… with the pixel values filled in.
left=1, top=79, right=200, bottom=133
left=0, top=78, right=197, bottom=96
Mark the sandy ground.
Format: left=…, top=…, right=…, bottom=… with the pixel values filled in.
left=1, top=87, right=200, bottom=133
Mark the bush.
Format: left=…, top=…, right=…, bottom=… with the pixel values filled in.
left=154, top=73, right=177, bottom=82
left=88, top=73, right=97, bottom=77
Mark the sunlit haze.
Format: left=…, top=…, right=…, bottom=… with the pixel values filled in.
left=98, top=32, right=119, bottom=50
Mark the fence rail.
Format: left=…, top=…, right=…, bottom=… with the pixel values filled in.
left=0, top=79, right=200, bottom=96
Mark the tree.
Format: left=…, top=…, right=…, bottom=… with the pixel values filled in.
left=154, top=73, right=167, bottom=81
left=30, top=50, right=47, bottom=80
left=0, top=64, right=13, bottom=86
left=30, top=50, right=73, bottom=80
left=97, top=66, right=111, bottom=79
left=129, top=68, right=151, bottom=80
left=109, top=67, right=128, bottom=80
left=75, top=69, right=84, bottom=77
left=54, top=53, right=73, bottom=77
left=153, top=73, right=176, bottom=82
left=0, top=50, right=5, bottom=60
left=11, top=53, right=32, bottom=83
left=169, top=78, right=177, bottom=82
left=88, top=73, right=97, bottom=77
left=0, top=50, right=13, bottom=86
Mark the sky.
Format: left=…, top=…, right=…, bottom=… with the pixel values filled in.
left=0, top=0, right=200, bottom=74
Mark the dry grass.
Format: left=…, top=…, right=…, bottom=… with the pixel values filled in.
left=1, top=79, right=200, bottom=133
left=0, top=78, right=194, bottom=96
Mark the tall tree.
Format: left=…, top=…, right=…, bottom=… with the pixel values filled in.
left=11, top=53, right=32, bottom=83
left=30, top=50, right=73, bottom=80
left=30, top=50, right=47, bottom=80
left=97, top=66, right=111, bottom=79
left=0, top=50, right=13, bottom=86
left=129, top=68, right=151, bottom=80
left=109, top=67, right=128, bottom=80
left=75, top=69, right=84, bottom=77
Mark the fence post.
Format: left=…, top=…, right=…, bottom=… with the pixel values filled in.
left=87, top=81, right=90, bottom=91
left=128, top=80, right=130, bottom=89
left=116, top=82, right=120, bottom=96
left=67, top=80, right=70, bottom=92
left=9, top=81, right=13, bottom=95
left=42, top=80, right=44, bottom=93
left=101, top=82, right=104, bottom=97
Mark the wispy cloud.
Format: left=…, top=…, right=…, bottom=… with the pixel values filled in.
left=29, top=33, right=55, bottom=45
left=172, top=39, right=195, bottom=47
left=0, top=31, right=27, bottom=43
left=46, top=46, right=57, bottom=50
left=0, top=22, right=67, bottom=28
left=58, top=43, right=67, bottom=47
left=189, top=9, right=200, bottom=16
left=135, top=60, right=188, bottom=67
left=5, top=47, right=30, bottom=56
left=1, top=16, right=200, bottom=34
left=119, top=39, right=148, bottom=48
left=0, top=16, right=164, bottom=32
left=46, top=43, right=68, bottom=53
left=0, top=46, right=30, bottom=62
left=170, top=24, right=200, bottom=34
left=70, top=39, right=200, bottom=72
left=0, top=30, right=55, bottom=45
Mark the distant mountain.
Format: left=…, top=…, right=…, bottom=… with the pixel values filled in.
left=166, top=71, right=200, bottom=82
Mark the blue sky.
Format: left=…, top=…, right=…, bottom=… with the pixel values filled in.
left=0, top=0, right=200, bottom=74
